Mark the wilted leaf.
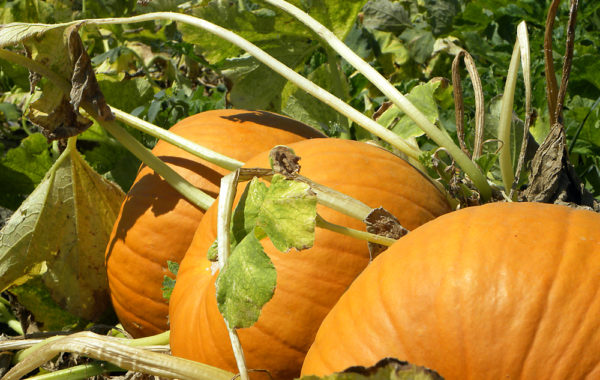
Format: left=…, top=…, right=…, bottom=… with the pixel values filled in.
left=0, top=22, right=76, bottom=48
left=300, top=357, right=444, bottom=380
left=257, top=174, right=317, bottom=252
left=0, top=139, right=125, bottom=322
left=1, top=22, right=112, bottom=140
left=9, top=277, right=87, bottom=331
left=216, top=230, right=276, bottom=329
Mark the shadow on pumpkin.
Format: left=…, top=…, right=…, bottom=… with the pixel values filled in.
left=104, top=155, right=221, bottom=262
left=218, top=111, right=325, bottom=138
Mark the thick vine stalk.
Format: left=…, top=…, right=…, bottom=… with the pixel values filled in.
left=261, top=0, right=492, bottom=201
left=216, top=170, right=250, bottom=380
left=83, top=13, right=423, bottom=164
left=112, top=107, right=243, bottom=171
left=1, top=332, right=234, bottom=380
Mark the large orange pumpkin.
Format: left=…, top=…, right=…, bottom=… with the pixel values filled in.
left=105, top=109, right=324, bottom=337
left=169, top=138, right=452, bottom=379
left=302, top=202, right=600, bottom=379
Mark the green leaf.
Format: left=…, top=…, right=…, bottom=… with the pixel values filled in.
left=257, top=174, right=317, bottom=252
left=97, top=75, right=154, bottom=113
left=180, top=0, right=364, bottom=111
left=0, top=140, right=125, bottom=323
left=231, top=177, right=269, bottom=246
left=216, top=230, right=276, bottom=329
left=220, top=37, right=316, bottom=110
left=378, top=79, right=453, bottom=140
left=161, top=260, right=180, bottom=301
left=0, top=133, right=53, bottom=210
left=425, top=0, right=460, bottom=36
left=282, top=63, right=348, bottom=136
left=399, top=27, right=435, bottom=65
left=361, top=0, right=411, bottom=34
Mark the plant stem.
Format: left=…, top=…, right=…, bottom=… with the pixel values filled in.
left=0, top=299, right=23, bottom=336
left=315, top=215, right=395, bottom=246
left=23, top=362, right=123, bottom=380
left=261, top=0, right=492, bottom=201
left=545, top=0, right=561, bottom=126
left=498, top=21, right=530, bottom=197
left=97, top=117, right=214, bottom=210
left=497, top=38, right=521, bottom=194
left=112, top=107, right=243, bottom=171
left=216, top=170, right=250, bottom=380
left=13, top=331, right=170, bottom=363
left=4, top=331, right=233, bottom=380
left=83, top=13, right=423, bottom=163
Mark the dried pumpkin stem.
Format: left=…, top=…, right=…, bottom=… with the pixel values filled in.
left=554, top=0, right=579, bottom=121
left=3, top=331, right=234, bottom=380
left=316, top=215, right=396, bottom=247
left=545, top=0, right=561, bottom=126
left=261, top=0, right=492, bottom=201
left=452, top=49, right=486, bottom=160
left=112, top=107, right=244, bottom=171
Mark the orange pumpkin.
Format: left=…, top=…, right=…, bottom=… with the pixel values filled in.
left=302, top=202, right=600, bottom=379
left=105, top=109, right=324, bottom=337
left=169, top=138, right=452, bottom=379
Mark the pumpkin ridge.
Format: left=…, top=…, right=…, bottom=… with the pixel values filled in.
left=329, top=180, right=448, bottom=226
left=518, top=212, right=571, bottom=378
left=110, top=291, right=165, bottom=331
left=251, top=320, right=308, bottom=356
left=109, top=272, right=167, bottom=308
left=373, top=262, right=409, bottom=363
left=547, top=212, right=600, bottom=379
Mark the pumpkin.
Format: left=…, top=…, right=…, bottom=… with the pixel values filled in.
left=169, top=138, right=452, bottom=379
left=105, top=109, right=324, bottom=338
left=301, top=202, right=600, bottom=379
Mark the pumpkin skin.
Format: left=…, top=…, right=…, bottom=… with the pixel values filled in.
left=169, top=138, right=452, bottom=379
left=302, top=202, right=600, bottom=380
left=105, top=109, right=324, bottom=338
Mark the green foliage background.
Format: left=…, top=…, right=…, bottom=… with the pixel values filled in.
left=0, top=0, right=599, bottom=212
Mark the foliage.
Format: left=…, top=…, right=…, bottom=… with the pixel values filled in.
left=0, top=0, right=598, bottom=377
